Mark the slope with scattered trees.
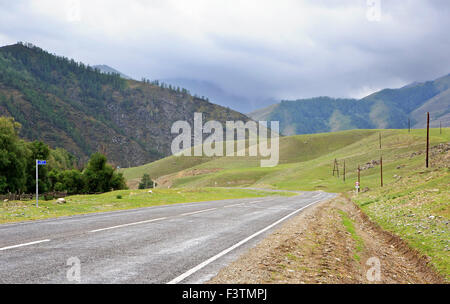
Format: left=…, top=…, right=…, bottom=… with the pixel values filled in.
left=0, top=42, right=250, bottom=167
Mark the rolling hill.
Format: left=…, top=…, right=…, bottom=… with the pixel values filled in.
left=0, top=42, right=250, bottom=167
left=121, top=128, right=449, bottom=191
left=249, top=74, right=450, bottom=136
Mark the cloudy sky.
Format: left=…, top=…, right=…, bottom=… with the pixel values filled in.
left=0, top=0, right=449, bottom=112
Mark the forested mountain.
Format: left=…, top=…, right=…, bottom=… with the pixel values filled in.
left=249, top=74, right=450, bottom=135
left=0, top=42, right=250, bottom=167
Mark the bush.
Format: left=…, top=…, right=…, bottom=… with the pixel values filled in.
left=138, top=173, right=154, bottom=189
left=116, top=194, right=122, bottom=199
left=83, top=153, right=127, bottom=193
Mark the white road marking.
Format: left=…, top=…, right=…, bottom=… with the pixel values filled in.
left=90, top=206, right=229, bottom=233
left=167, top=199, right=323, bottom=284
left=89, top=217, right=167, bottom=233
left=0, top=239, right=50, bottom=251
left=248, top=200, right=263, bottom=204
left=179, top=208, right=217, bottom=217
left=224, top=204, right=242, bottom=208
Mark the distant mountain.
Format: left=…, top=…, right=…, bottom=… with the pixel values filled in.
left=93, top=64, right=133, bottom=80
left=162, top=78, right=276, bottom=113
left=249, top=74, right=450, bottom=135
left=0, top=43, right=250, bottom=167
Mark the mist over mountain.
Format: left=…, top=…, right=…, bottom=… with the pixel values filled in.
left=161, top=78, right=276, bottom=113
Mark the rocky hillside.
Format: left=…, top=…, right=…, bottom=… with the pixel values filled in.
left=0, top=43, right=250, bottom=167
left=250, top=74, right=450, bottom=136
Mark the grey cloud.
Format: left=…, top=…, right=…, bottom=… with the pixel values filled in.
left=0, top=0, right=449, bottom=112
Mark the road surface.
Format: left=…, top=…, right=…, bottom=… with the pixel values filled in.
left=0, top=191, right=335, bottom=283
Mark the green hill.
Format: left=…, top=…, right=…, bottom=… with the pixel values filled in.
left=249, top=74, right=450, bottom=136
left=122, top=128, right=449, bottom=192
left=0, top=42, right=250, bottom=167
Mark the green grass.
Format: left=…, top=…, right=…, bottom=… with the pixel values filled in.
left=124, top=128, right=449, bottom=193
left=354, top=166, right=450, bottom=280
left=0, top=188, right=294, bottom=224
left=338, top=210, right=364, bottom=261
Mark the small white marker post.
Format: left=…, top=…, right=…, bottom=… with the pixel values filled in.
left=355, top=181, right=360, bottom=195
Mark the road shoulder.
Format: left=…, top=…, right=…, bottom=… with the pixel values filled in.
left=208, top=195, right=445, bottom=284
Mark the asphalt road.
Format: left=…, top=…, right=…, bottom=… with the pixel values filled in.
left=0, top=190, right=335, bottom=283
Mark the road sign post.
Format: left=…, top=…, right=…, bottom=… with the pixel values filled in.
left=36, top=160, right=47, bottom=207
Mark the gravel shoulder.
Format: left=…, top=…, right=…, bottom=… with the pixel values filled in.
left=208, top=195, right=445, bottom=284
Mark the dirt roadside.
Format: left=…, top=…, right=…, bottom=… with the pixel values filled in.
left=208, top=195, right=445, bottom=284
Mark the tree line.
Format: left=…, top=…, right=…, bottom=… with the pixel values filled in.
left=0, top=117, right=127, bottom=195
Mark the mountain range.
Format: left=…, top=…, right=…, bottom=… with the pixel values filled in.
left=0, top=42, right=448, bottom=168
left=249, top=74, right=450, bottom=135
left=0, top=43, right=249, bottom=167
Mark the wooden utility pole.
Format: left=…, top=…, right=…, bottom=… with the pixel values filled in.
left=343, top=160, right=346, bottom=182
left=426, top=112, right=430, bottom=168
left=332, top=159, right=340, bottom=177
left=380, top=156, right=383, bottom=187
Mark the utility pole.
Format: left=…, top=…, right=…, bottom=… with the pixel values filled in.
left=332, top=159, right=339, bottom=177
left=379, top=132, right=382, bottom=149
left=343, top=160, right=346, bottom=182
left=408, top=118, right=410, bottom=133
left=380, top=156, right=383, bottom=187
left=426, top=112, right=430, bottom=168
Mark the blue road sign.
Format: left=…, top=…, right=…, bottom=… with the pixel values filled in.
left=37, top=160, right=47, bottom=165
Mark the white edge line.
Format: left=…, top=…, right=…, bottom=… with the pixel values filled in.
left=167, top=199, right=322, bottom=284
left=0, top=239, right=50, bottom=251
left=90, top=217, right=167, bottom=233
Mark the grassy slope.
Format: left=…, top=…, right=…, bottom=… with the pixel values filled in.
left=123, top=128, right=449, bottom=278
left=123, top=128, right=448, bottom=192
left=353, top=160, right=449, bottom=279
left=0, top=188, right=293, bottom=224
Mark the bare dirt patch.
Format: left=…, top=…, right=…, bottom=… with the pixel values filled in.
left=155, top=168, right=222, bottom=188
left=208, top=195, right=445, bottom=284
